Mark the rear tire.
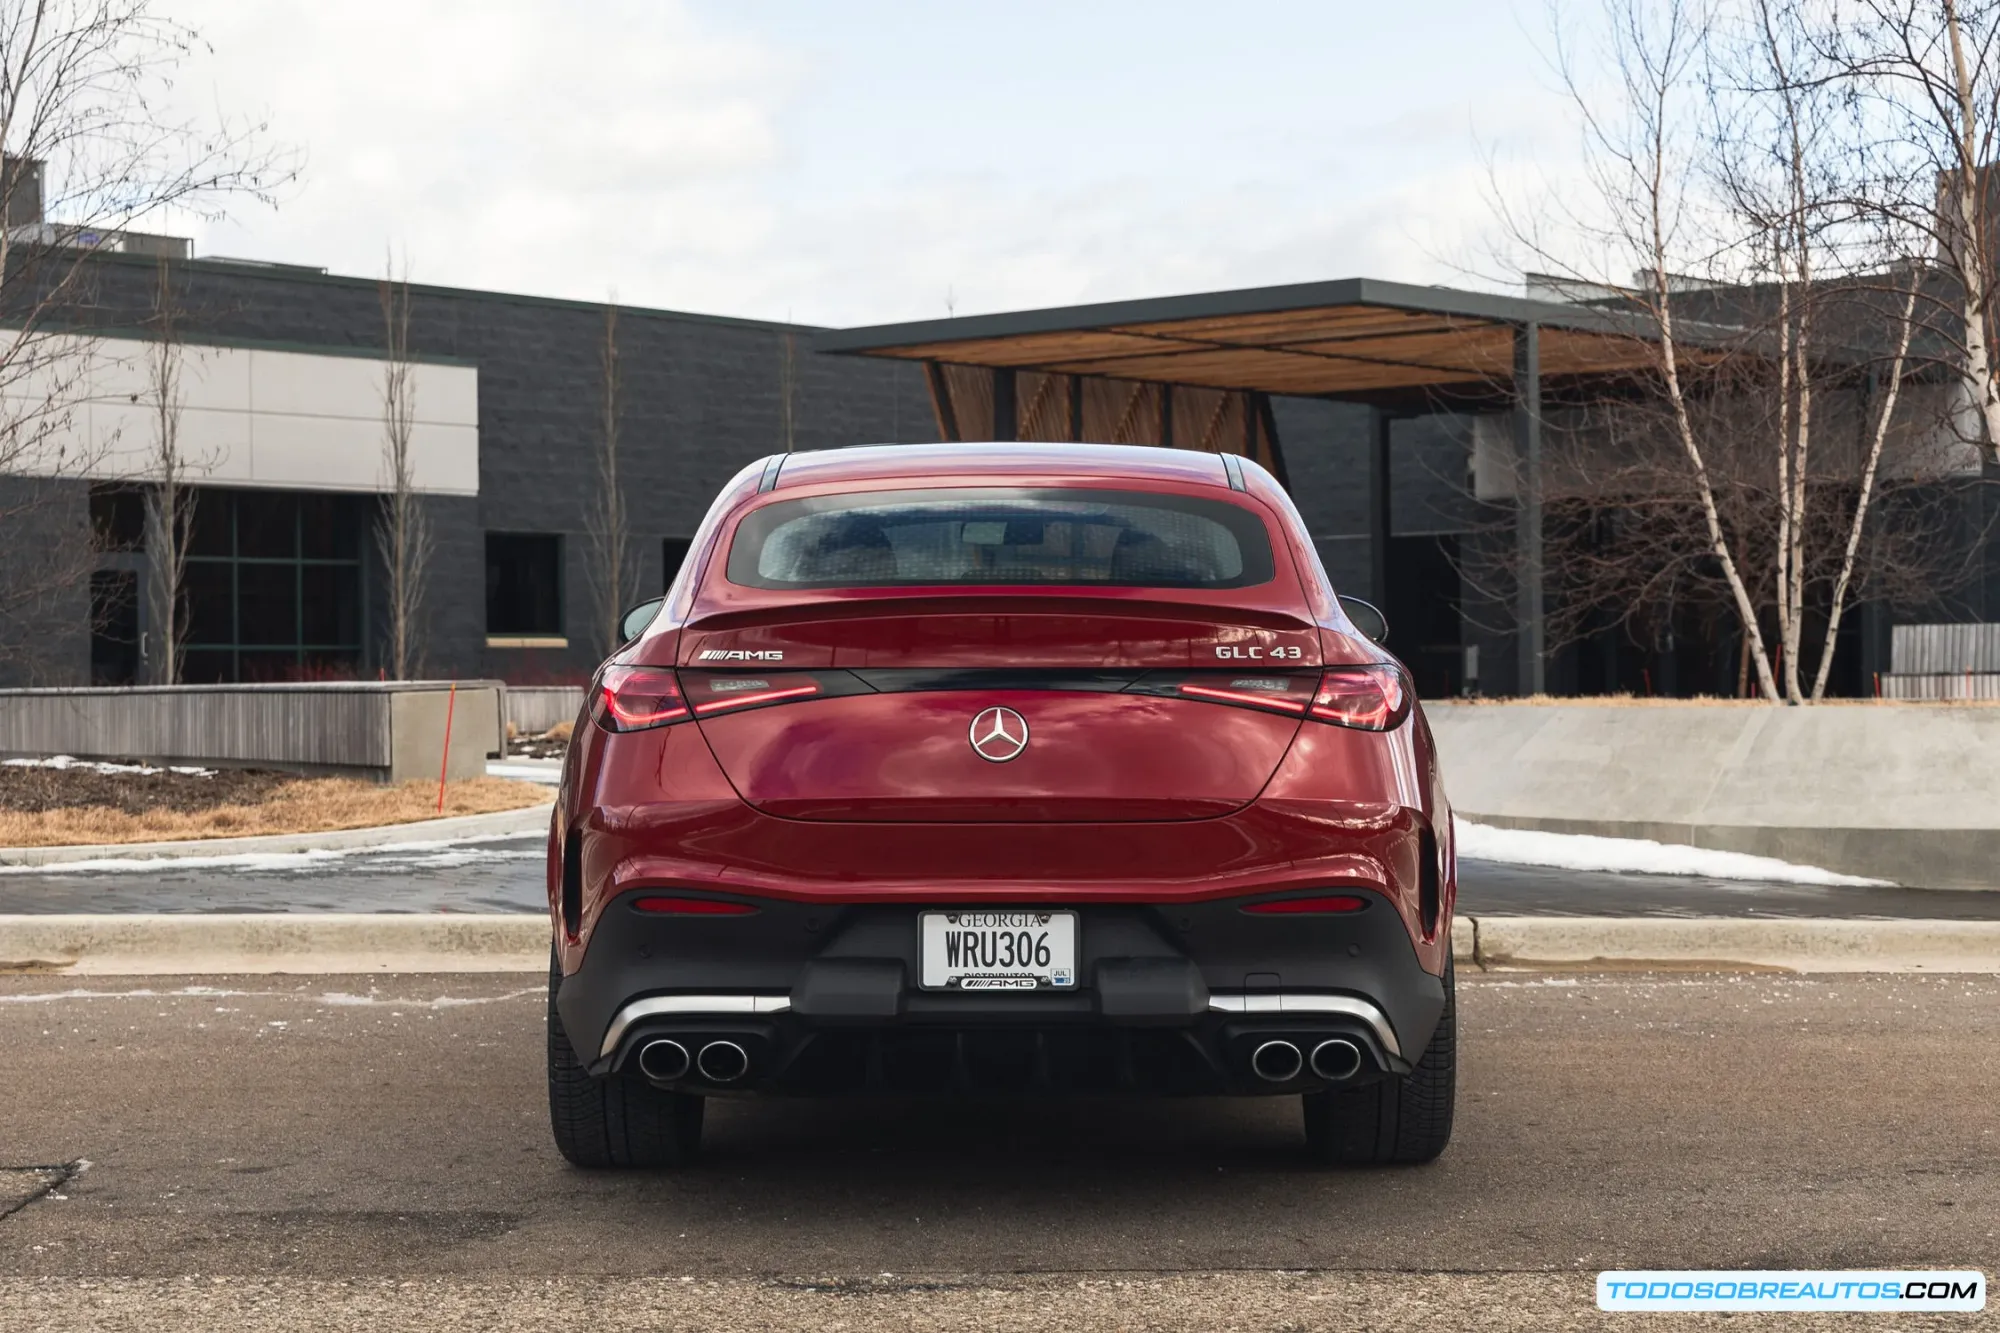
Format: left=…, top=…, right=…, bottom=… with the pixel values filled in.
left=1302, top=959, right=1455, bottom=1165
left=547, top=948, right=704, bottom=1168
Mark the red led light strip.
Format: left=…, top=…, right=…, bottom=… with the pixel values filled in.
left=1177, top=684, right=1308, bottom=713
left=691, top=683, right=822, bottom=714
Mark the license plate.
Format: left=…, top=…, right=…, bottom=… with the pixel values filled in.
left=920, top=911, right=1077, bottom=990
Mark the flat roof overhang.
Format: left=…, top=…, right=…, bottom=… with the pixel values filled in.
left=816, top=277, right=1707, bottom=408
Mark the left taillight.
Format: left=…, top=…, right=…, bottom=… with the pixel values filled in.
left=1132, top=664, right=1412, bottom=731
left=593, top=665, right=689, bottom=732
left=1308, top=665, right=1411, bottom=731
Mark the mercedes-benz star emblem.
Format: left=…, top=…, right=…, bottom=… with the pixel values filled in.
left=968, top=706, right=1029, bottom=763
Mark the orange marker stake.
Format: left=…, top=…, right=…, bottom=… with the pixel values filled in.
left=436, top=681, right=458, bottom=815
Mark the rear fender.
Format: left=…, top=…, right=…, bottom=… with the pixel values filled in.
left=1260, top=710, right=1452, bottom=975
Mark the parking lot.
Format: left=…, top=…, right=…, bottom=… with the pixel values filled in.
left=2, top=967, right=1992, bottom=1329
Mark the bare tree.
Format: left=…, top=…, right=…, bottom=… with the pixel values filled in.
left=583, top=300, right=636, bottom=654
left=0, top=1, right=289, bottom=680
left=1485, top=0, right=1947, bottom=701
left=140, top=254, right=195, bottom=682
left=779, top=329, right=797, bottom=453
left=1820, top=0, right=2000, bottom=464
left=375, top=258, right=429, bottom=680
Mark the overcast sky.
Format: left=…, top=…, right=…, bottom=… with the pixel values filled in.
left=167, top=0, right=1572, bottom=327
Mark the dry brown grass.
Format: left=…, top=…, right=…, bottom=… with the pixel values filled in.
left=0, top=775, right=551, bottom=848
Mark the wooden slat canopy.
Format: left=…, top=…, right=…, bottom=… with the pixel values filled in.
left=816, top=278, right=1684, bottom=405
left=816, top=277, right=1703, bottom=697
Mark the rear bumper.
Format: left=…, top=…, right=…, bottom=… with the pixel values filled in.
left=556, top=893, right=1447, bottom=1096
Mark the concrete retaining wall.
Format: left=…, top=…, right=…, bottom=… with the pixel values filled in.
left=1427, top=701, right=2000, bottom=889
left=0, top=682, right=504, bottom=783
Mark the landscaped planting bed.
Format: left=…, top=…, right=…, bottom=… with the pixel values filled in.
left=0, top=757, right=549, bottom=847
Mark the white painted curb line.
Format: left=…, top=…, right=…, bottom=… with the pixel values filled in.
left=0, top=913, right=549, bottom=974
left=2, top=912, right=1998, bottom=976
left=0, top=801, right=554, bottom=868
left=1462, top=915, right=2000, bottom=973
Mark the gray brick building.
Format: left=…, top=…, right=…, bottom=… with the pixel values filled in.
left=5, top=254, right=1992, bottom=696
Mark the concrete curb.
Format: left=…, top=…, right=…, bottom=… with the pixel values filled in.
left=0, top=913, right=549, bottom=974
left=3, top=912, right=1999, bottom=976
left=0, top=801, right=554, bottom=867
left=1463, top=915, right=2000, bottom=973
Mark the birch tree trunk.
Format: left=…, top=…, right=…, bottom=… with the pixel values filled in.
left=584, top=302, right=634, bottom=653
left=143, top=257, right=193, bottom=684
left=1943, top=0, right=2000, bottom=464
left=374, top=264, right=430, bottom=680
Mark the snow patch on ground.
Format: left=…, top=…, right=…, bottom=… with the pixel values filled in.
left=0, top=833, right=541, bottom=876
left=484, top=761, right=561, bottom=785
left=3, top=755, right=215, bottom=778
left=1453, top=817, right=1894, bottom=887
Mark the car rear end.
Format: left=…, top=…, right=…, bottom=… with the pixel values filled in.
left=547, top=444, right=1456, bottom=1167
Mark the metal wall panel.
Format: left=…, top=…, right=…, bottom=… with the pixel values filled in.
left=0, top=683, right=501, bottom=772
left=1879, top=672, right=2000, bottom=701
left=506, top=687, right=586, bottom=736
left=1891, top=623, right=2000, bottom=674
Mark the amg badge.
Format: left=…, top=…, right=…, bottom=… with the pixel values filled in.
left=696, top=649, right=784, bottom=661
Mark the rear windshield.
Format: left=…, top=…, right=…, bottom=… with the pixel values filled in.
left=726, top=487, right=1276, bottom=590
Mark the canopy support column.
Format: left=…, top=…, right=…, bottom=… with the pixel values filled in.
left=992, top=368, right=1017, bottom=441
left=1514, top=323, right=1546, bottom=696
left=1369, top=408, right=1393, bottom=611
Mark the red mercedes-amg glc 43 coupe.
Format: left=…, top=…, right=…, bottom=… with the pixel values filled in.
left=547, top=442, right=1456, bottom=1168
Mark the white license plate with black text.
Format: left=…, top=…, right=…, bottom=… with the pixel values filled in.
left=920, top=911, right=1077, bottom=990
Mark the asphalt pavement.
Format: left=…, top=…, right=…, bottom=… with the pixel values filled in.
left=1, top=833, right=1996, bottom=918
left=0, top=969, right=1993, bottom=1331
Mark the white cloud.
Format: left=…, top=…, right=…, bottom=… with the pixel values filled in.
left=143, top=0, right=1581, bottom=326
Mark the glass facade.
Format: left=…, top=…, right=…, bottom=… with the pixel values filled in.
left=181, top=489, right=367, bottom=682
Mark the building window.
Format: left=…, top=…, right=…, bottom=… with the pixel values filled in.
left=662, top=537, right=693, bottom=594
left=486, top=533, right=564, bottom=646
left=89, top=569, right=140, bottom=685
left=180, top=489, right=365, bottom=683
left=89, top=483, right=147, bottom=552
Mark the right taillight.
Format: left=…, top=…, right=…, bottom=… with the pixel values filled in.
left=593, top=665, right=689, bottom=732
left=1308, top=665, right=1410, bottom=731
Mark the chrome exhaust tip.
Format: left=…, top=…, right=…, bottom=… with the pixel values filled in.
left=1309, top=1037, right=1363, bottom=1081
left=635, top=1038, right=690, bottom=1083
left=1250, top=1039, right=1304, bottom=1083
left=696, top=1039, right=750, bottom=1083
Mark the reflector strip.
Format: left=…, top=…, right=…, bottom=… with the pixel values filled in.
left=1241, top=894, right=1369, bottom=914
left=1177, top=683, right=1309, bottom=713
left=691, top=683, right=822, bottom=714
left=631, top=896, right=759, bottom=915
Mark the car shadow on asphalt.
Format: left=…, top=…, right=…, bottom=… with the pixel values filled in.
left=689, top=1094, right=1328, bottom=1178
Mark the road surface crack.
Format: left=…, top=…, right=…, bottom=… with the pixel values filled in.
left=0, top=1159, right=89, bottom=1221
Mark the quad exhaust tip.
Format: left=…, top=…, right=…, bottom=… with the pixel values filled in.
left=1309, top=1037, right=1364, bottom=1081
left=1250, top=1039, right=1303, bottom=1083
left=697, top=1040, right=750, bottom=1083
left=635, top=1038, right=690, bottom=1083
